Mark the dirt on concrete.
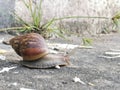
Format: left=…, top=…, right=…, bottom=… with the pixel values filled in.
left=0, top=33, right=120, bottom=90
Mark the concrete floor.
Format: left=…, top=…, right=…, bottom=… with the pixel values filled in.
left=0, top=33, right=120, bottom=90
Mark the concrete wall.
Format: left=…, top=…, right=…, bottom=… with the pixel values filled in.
left=1, top=0, right=120, bottom=35
left=0, top=0, right=15, bottom=28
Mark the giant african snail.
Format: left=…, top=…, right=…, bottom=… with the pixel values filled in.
left=9, top=33, right=70, bottom=69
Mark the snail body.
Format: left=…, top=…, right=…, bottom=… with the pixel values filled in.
left=20, top=54, right=69, bottom=69
left=9, top=33, right=70, bottom=68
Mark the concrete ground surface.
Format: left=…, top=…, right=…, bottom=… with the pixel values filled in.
left=0, top=33, right=120, bottom=90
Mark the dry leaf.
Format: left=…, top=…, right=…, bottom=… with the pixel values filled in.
left=0, top=49, right=7, bottom=54
left=88, top=82, right=95, bottom=86
left=0, top=66, right=17, bottom=73
left=73, top=77, right=86, bottom=85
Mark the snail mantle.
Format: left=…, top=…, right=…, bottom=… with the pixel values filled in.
left=9, top=33, right=70, bottom=69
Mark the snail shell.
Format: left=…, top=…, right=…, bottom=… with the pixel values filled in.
left=20, top=54, right=70, bottom=69
left=9, top=33, right=49, bottom=61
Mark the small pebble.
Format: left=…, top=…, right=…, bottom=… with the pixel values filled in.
left=20, top=88, right=35, bottom=90
left=0, top=55, right=6, bottom=60
left=55, top=65, right=60, bottom=69
left=0, top=38, right=4, bottom=43
left=12, top=82, right=18, bottom=86
left=118, top=63, right=120, bottom=65
left=62, top=81, right=67, bottom=84
left=13, top=71, right=19, bottom=74
left=53, top=48, right=59, bottom=51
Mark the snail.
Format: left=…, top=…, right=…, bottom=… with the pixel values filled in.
left=9, top=33, right=70, bottom=69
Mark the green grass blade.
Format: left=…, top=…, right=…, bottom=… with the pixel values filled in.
left=54, top=16, right=109, bottom=21
left=23, top=0, right=30, bottom=9
left=0, top=27, right=23, bottom=32
left=42, top=18, right=55, bottom=29
left=112, top=12, right=120, bottom=19
left=38, top=0, right=42, bottom=25
left=82, top=38, right=93, bottom=46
